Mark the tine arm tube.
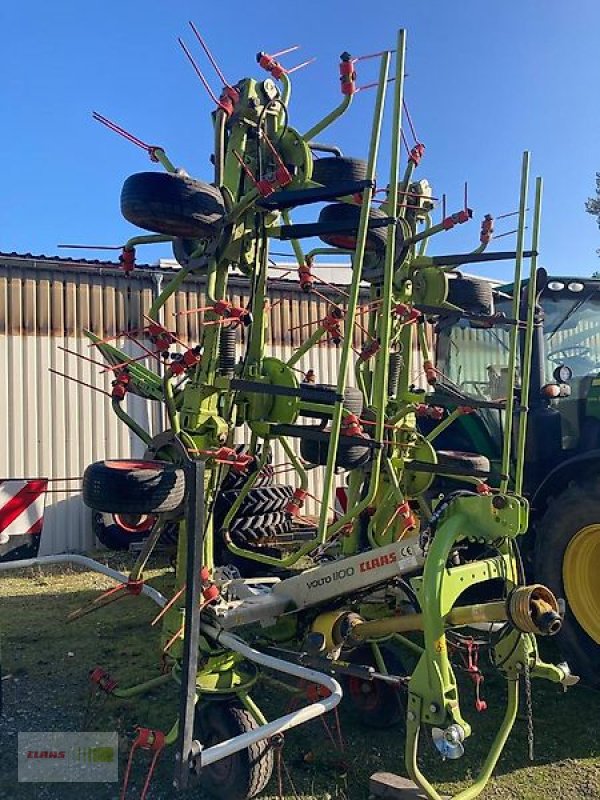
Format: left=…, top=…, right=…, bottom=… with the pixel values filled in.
left=0, top=555, right=166, bottom=607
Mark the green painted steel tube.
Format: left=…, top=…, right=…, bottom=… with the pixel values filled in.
left=111, top=398, right=152, bottom=446
left=287, top=325, right=327, bottom=367
left=214, top=109, right=227, bottom=186
left=500, top=152, right=530, bottom=492
left=247, top=244, right=269, bottom=365
left=305, top=247, right=353, bottom=260
left=148, top=266, right=194, bottom=321
left=282, top=210, right=305, bottom=266
left=514, top=176, right=543, bottom=496
left=279, top=73, right=291, bottom=108
left=425, top=408, right=462, bottom=443
left=124, top=234, right=174, bottom=250
left=421, top=513, right=465, bottom=690
left=303, top=93, right=352, bottom=142
left=405, top=678, right=519, bottom=800
left=353, top=600, right=508, bottom=640
left=239, top=692, right=269, bottom=726
left=112, top=672, right=172, bottom=699
left=163, top=717, right=181, bottom=747
left=393, top=633, right=425, bottom=656
left=279, top=436, right=308, bottom=492
left=153, top=148, right=177, bottom=173
left=371, top=29, right=405, bottom=459
left=163, top=374, right=180, bottom=434
left=315, top=51, right=391, bottom=544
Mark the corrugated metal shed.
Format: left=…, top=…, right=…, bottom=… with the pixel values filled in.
left=0, top=252, right=381, bottom=554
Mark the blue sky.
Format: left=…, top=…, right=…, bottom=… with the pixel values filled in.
left=2, top=1, right=599, bottom=281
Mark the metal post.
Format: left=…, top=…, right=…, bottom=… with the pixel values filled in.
left=315, top=50, right=391, bottom=543
left=514, top=177, right=543, bottom=496
left=173, top=457, right=205, bottom=791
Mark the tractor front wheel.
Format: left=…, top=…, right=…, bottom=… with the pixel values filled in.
left=535, top=479, right=600, bottom=686
left=192, top=701, right=273, bottom=800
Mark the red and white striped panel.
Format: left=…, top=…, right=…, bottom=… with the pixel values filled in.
left=334, top=487, right=348, bottom=520
left=0, top=480, right=48, bottom=545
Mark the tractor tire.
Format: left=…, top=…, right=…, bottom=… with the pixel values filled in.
left=120, top=172, right=226, bottom=238
left=193, top=701, right=273, bottom=800
left=535, top=478, right=600, bottom=686
left=312, top=156, right=369, bottom=187
left=317, top=203, right=388, bottom=252
left=342, top=645, right=407, bottom=728
left=446, top=275, right=494, bottom=316
left=436, top=450, right=491, bottom=476
left=299, top=383, right=364, bottom=421
left=300, top=434, right=372, bottom=470
left=83, top=460, right=185, bottom=514
left=229, top=512, right=293, bottom=545
left=217, top=486, right=294, bottom=517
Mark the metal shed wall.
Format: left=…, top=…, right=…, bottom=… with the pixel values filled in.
left=0, top=254, right=382, bottom=555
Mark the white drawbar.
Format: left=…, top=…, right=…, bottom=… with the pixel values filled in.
left=196, top=624, right=343, bottom=768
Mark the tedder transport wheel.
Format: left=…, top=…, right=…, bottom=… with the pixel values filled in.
left=193, top=702, right=273, bottom=800
left=436, top=450, right=491, bottom=476
left=120, top=172, right=226, bottom=238
left=535, top=478, right=600, bottom=686
left=92, top=511, right=155, bottom=550
left=317, top=203, right=389, bottom=251
left=92, top=512, right=180, bottom=551
left=446, top=275, right=494, bottom=316
left=311, top=156, right=369, bottom=187
left=342, top=645, right=407, bottom=728
left=83, top=460, right=185, bottom=514
left=299, top=383, right=364, bottom=420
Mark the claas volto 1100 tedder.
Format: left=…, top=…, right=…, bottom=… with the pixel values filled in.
left=53, top=24, right=579, bottom=800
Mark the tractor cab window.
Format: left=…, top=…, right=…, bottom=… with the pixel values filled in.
left=436, top=308, right=516, bottom=402
left=543, top=288, right=600, bottom=380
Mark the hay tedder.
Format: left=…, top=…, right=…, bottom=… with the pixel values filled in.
left=62, top=25, right=580, bottom=800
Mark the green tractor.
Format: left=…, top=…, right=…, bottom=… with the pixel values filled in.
left=432, top=270, right=600, bottom=683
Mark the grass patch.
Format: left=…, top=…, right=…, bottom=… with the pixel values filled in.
left=0, top=554, right=599, bottom=799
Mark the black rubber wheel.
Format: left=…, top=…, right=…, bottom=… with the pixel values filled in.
left=120, top=172, right=225, bottom=238
left=83, top=460, right=185, bottom=514
left=535, top=479, right=600, bottom=686
left=312, top=156, right=369, bottom=187
left=436, top=450, right=491, bottom=476
left=172, top=237, right=209, bottom=269
left=317, top=203, right=388, bottom=252
left=342, top=645, right=407, bottom=728
left=299, top=383, right=364, bottom=421
left=217, top=486, right=294, bottom=517
left=300, top=434, right=372, bottom=470
left=92, top=511, right=155, bottom=550
left=446, top=275, right=494, bottom=316
left=193, top=702, right=273, bottom=800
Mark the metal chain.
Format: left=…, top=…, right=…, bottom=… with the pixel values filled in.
left=524, top=657, right=534, bottom=761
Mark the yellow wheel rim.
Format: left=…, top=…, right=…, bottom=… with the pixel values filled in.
left=563, top=524, right=600, bottom=645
